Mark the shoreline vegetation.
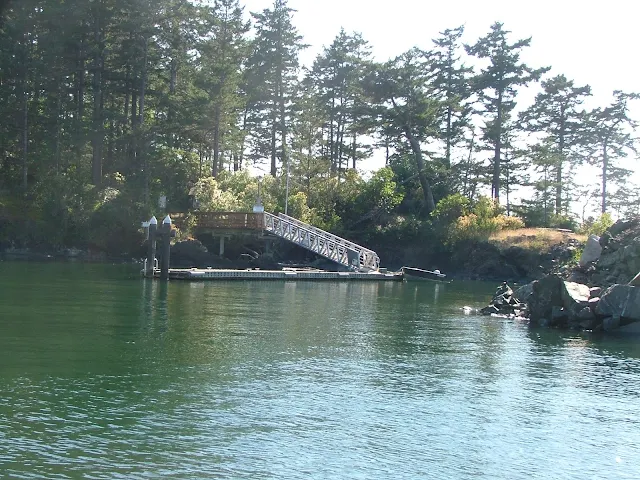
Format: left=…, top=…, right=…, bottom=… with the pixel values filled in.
left=0, top=1, right=638, bottom=281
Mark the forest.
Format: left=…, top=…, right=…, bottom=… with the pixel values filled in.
left=0, top=0, right=638, bottom=257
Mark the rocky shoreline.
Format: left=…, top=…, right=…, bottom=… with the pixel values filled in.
left=481, top=218, right=640, bottom=334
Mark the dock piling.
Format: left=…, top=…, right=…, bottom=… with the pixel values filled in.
left=146, top=216, right=158, bottom=277
left=160, top=215, right=173, bottom=280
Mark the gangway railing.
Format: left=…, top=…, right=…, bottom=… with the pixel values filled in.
left=263, top=212, right=380, bottom=271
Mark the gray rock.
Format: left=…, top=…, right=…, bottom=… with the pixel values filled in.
left=596, top=284, right=640, bottom=323
left=528, top=275, right=563, bottom=325
left=514, top=282, right=535, bottom=302
left=603, top=315, right=621, bottom=332
left=588, top=297, right=600, bottom=311
left=550, top=305, right=568, bottom=327
left=577, top=306, right=596, bottom=320
left=561, top=281, right=591, bottom=314
left=579, top=234, right=602, bottom=266
left=609, top=219, right=638, bottom=237
left=589, top=287, right=602, bottom=298
left=598, top=250, right=620, bottom=269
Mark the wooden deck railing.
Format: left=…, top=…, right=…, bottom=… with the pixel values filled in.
left=179, top=212, right=265, bottom=230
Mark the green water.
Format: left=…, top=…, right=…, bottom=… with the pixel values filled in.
left=1, top=261, right=639, bottom=479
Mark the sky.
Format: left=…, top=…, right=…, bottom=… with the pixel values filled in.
left=242, top=0, right=640, bottom=216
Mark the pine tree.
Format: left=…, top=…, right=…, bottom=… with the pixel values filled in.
left=308, top=29, right=372, bottom=174
left=519, top=74, right=591, bottom=215
left=466, top=22, right=548, bottom=202
left=364, top=49, right=444, bottom=214
left=198, top=0, right=250, bottom=177
left=247, top=0, right=304, bottom=177
left=430, top=25, right=473, bottom=170
left=586, top=91, right=639, bottom=213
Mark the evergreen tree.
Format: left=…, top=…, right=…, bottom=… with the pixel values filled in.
left=586, top=91, right=639, bottom=213
left=466, top=22, right=548, bottom=202
left=519, top=74, right=591, bottom=215
left=430, top=25, right=473, bottom=169
left=365, top=49, right=444, bottom=214
left=246, top=0, right=304, bottom=177
left=308, top=29, right=372, bottom=174
left=197, top=0, right=250, bottom=177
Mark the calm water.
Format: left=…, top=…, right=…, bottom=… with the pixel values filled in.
left=1, top=261, right=639, bottom=479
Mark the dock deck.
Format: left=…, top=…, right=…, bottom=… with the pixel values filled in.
left=155, top=268, right=403, bottom=281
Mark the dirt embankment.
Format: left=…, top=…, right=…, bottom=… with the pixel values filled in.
left=444, top=228, right=586, bottom=282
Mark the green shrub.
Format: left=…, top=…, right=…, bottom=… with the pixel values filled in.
left=580, top=213, right=614, bottom=236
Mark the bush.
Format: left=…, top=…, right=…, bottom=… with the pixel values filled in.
left=548, top=213, right=578, bottom=231
left=497, top=215, right=525, bottom=230
left=580, top=213, right=614, bottom=236
left=439, top=196, right=523, bottom=247
left=431, top=193, right=471, bottom=223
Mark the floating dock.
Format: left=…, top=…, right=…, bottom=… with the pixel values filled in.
left=155, top=267, right=403, bottom=282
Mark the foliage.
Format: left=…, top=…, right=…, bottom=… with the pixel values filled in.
left=0, top=1, right=637, bottom=258
left=190, top=177, right=239, bottom=211
left=440, top=195, right=521, bottom=246
left=579, top=213, right=614, bottom=236
left=547, top=213, right=578, bottom=231
left=431, top=193, right=471, bottom=223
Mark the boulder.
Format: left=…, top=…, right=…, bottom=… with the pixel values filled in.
left=596, top=284, right=640, bottom=325
left=550, top=305, right=568, bottom=327
left=589, top=286, right=602, bottom=298
left=480, top=282, right=523, bottom=316
left=603, top=315, right=621, bottom=332
left=561, top=281, right=591, bottom=316
left=598, top=249, right=620, bottom=269
left=514, top=282, right=535, bottom=303
left=528, top=275, right=564, bottom=325
left=579, top=234, right=602, bottom=266
left=609, top=219, right=638, bottom=237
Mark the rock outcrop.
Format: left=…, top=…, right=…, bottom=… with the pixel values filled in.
left=480, top=282, right=526, bottom=316
left=483, top=217, right=640, bottom=334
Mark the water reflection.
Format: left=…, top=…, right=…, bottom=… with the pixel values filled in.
left=2, top=264, right=640, bottom=479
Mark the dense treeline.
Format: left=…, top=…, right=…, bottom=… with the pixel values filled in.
left=0, top=0, right=638, bottom=254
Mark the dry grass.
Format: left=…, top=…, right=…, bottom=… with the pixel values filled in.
left=488, top=228, right=587, bottom=253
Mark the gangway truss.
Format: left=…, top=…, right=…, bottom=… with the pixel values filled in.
left=263, top=212, right=380, bottom=272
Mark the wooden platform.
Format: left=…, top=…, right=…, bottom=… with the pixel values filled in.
left=153, top=268, right=403, bottom=282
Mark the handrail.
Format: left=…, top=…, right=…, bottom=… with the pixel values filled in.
left=263, top=212, right=379, bottom=271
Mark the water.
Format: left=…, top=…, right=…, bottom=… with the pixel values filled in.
left=1, top=261, right=639, bottom=479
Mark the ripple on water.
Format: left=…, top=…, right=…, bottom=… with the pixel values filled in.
left=1, top=271, right=640, bottom=479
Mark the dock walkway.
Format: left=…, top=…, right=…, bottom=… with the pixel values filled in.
left=160, top=268, right=402, bottom=281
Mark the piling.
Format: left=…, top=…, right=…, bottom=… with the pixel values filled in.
left=160, top=215, right=172, bottom=280
left=146, top=216, right=158, bottom=277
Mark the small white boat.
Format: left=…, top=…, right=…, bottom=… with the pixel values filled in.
left=400, top=266, right=450, bottom=283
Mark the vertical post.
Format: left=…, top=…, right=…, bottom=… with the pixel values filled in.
left=160, top=215, right=172, bottom=280
left=219, top=236, right=225, bottom=256
left=146, top=216, right=157, bottom=277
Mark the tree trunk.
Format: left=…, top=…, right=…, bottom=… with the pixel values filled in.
left=404, top=126, right=435, bottom=213
left=91, top=15, right=104, bottom=186
left=351, top=133, right=357, bottom=169
left=21, top=78, right=28, bottom=192
left=493, top=89, right=503, bottom=202
left=601, top=139, right=608, bottom=214
left=270, top=106, right=277, bottom=177
left=139, top=37, right=148, bottom=204
left=212, top=104, right=220, bottom=177
left=556, top=107, right=566, bottom=215
left=278, top=72, right=288, bottom=178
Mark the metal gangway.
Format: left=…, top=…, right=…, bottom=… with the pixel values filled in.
left=263, top=212, right=380, bottom=272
